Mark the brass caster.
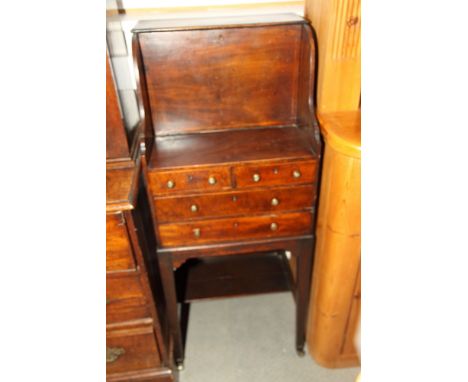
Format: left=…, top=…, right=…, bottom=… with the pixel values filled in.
left=176, top=362, right=185, bottom=371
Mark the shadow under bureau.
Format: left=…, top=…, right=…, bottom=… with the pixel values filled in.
left=132, top=14, right=322, bottom=369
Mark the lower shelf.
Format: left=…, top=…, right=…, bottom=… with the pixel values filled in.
left=175, top=251, right=292, bottom=302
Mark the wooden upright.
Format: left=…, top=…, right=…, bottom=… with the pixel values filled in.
left=305, top=0, right=360, bottom=113
left=305, top=0, right=361, bottom=368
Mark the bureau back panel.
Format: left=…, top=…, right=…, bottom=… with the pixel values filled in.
left=138, top=25, right=302, bottom=135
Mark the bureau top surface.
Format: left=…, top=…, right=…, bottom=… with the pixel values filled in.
left=149, top=126, right=315, bottom=170
left=132, top=14, right=306, bottom=32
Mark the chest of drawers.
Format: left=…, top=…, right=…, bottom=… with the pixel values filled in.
left=132, top=14, right=322, bottom=369
left=106, top=53, right=175, bottom=381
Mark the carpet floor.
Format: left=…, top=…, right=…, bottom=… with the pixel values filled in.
left=179, top=292, right=359, bottom=382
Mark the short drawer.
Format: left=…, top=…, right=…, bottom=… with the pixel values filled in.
left=157, top=211, right=313, bottom=247
left=154, top=185, right=316, bottom=222
left=107, top=273, right=147, bottom=306
left=107, top=323, right=161, bottom=374
left=148, top=166, right=231, bottom=195
left=106, top=213, right=136, bottom=272
left=233, top=160, right=317, bottom=189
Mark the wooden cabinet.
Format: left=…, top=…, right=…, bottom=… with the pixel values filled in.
left=132, top=14, right=322, bottom=369
left=306, top=111, right=361, bottom=368
left=304, top=0, right=361, bottom=368
left=106, top=53, right=175, bottom=381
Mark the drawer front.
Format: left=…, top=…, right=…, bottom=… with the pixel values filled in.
left=107, top=302, right=152, bottom=326
left=106, top=213, right=136, bottom=272
left=234, top=160, right=317, bottom=189
left=148, top=166, right=231, bottom=195
left=158, top=211, right=313, bottom=247
left=107, top=273, right=147, bottom=306
left=107, top=324, right=161, bottom=374
left=154, top=185, right=316, bottom=222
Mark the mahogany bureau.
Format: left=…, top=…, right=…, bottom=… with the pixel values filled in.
left=132, top=14, right=322, bottom=369
left=106, top=53, right=175, bottom=381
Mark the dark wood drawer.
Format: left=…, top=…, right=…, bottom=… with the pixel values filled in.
left=233, top=159, right=317, bottom=189
left=107, top=302, right=152, bottom=326
left=107, top=323, right=161, bottom=374
left=157, top=211, right=313, bottom=247
left=106, top=272, right=152, bottom=325
left=154, top=185, right=315, bottom=222
left=107, top=273, right=147, bottom=306
left=107, top=213, right=136, bottom=272
left=148, top=165, right=231, bottom=195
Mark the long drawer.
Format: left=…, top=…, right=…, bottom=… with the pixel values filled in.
left=107, top=323, right=161, bottom=374
left=157, top=211, right=313, bottom=247
left=154, top=185, right=315, bottom=222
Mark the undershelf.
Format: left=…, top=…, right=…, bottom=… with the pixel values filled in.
left=175, top=251, right=293, bottom=302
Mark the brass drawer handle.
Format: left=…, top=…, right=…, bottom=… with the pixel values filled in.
left=271, top=197, right=279, bottom=206
left=107, top=347, right=125, bottom=363
left=106, top=297, right=110, bottom=305
left=167, top=180, right=175, bottom=189
left=208, top=176, right=217, bottom=185
left=193, top=228, right=201, bottom=238
left=270, top=222, right=278, bottom=231
left=292, top=170, right=301, bottom=179
left=190, top=204, right=198, bottom=212
left=252, top=173, right=261, bottom=182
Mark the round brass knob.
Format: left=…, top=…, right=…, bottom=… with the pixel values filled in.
left=167, top=180, right=175, bottom=189
left=208, top=176, right=217, bottom=185
left=193, top=228, right=201, bottom=238
left=271, top=198, right=279, bottom=206
left=270, top=222, right=278, bottom=231
left=292, top=170, right=301, bottom=179
left=176, top=362, right=185, bottom=371
left=190, top=204, right=198, bottom=212
left=252, top=173, right=261, bottom=182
